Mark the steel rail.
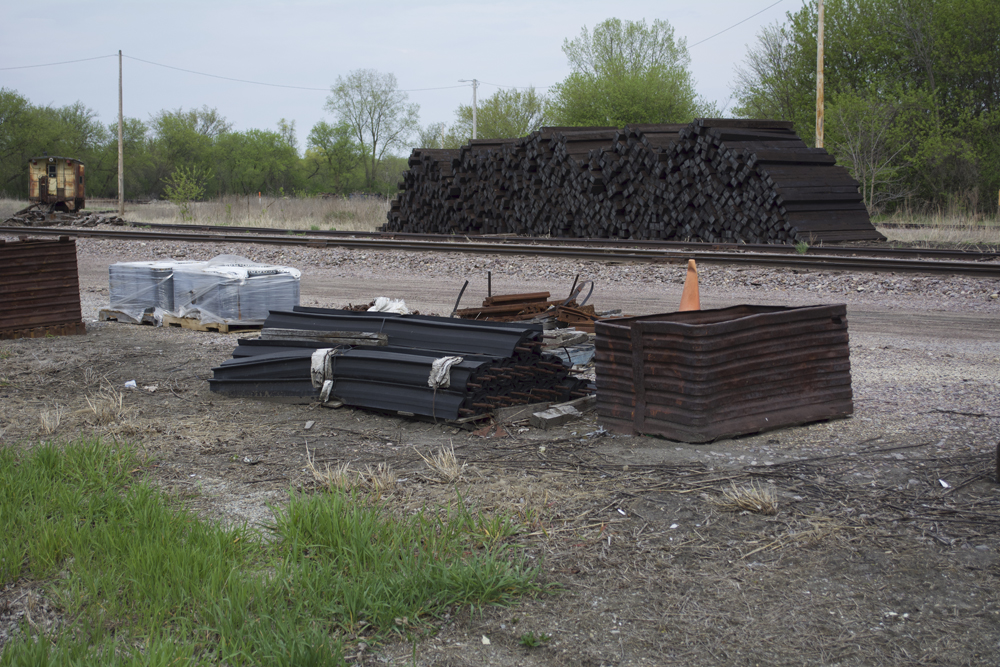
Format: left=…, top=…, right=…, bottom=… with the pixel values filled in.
left=3, top=226, right=1000, bottom=277
left=111, top=219, right=1000, bottom=262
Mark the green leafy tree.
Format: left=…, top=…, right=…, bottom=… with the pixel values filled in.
left=163, top=165, right=212, bottom=221
left=214, top=129, right=300, bottom=195
left=547, top=18, right=709, bottom=126
left=304, top=120, right=363, bottom=193
left=452, top=87, right=548, bottom=141
left=325, top=69, right=420, bottom=190
left=731, top=0, right=1000, bottom=212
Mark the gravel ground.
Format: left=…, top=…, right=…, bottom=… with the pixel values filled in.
left=3, top=232, right=1000, bottom=666
left=69, top=236, right=1000, bottom=320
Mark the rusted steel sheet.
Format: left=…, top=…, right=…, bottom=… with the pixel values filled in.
left=0, top=236, right=86, bottom=339
left=595, top=304, right=852, bottom=442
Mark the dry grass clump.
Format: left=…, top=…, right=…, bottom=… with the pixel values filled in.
left=306, top=446, right=397, bottom=493
left=415, top=442, right=466, bottom=482
left=39, top=404, right=65, bottom=435
left=712, top=481, right=778, bottom=515
left=125, top=195, right=389, bottom=232
left=85, top=388, right=128, bottom=426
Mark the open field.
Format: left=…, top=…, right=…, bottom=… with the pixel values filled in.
left=112, top=196, right=390, bottom=233
left=1, top=233, right=999, bottom=665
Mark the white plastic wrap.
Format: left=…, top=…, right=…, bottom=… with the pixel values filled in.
left=108, top=255, right=301, bottom=325
left=172, top=255, right=301, bottom=323
left=108, top=260, right=201, bottom=322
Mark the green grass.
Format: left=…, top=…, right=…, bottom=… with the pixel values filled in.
left=0, top=440, right=541, bottom=666
left=518, top=630, right=552, bottom=648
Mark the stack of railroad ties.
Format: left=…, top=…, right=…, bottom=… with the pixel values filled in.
left=384, top=118, right=884, bottom=244
left=209, top=306, right=592, bottom=421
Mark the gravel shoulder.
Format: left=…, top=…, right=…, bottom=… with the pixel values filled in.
left=3, top=234, right=1000, bottom=666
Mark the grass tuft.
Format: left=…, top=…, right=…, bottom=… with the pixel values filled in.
left=711, top=481, right=779, bottom=515
left=84, top=388, right=128, bottom=425
left=415, top=441, right=466, bottom=482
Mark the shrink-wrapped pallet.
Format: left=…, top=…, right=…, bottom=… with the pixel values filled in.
left=108, top=255, right=300, bottom=324
left=172, top=255, right=300, bottom=323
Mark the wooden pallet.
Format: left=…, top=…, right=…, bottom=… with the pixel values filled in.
left=99, top=308, right=155, bottom=325
left=0, top=321, right=86, bottom=340
left=160, top=314, right=263, bottom=333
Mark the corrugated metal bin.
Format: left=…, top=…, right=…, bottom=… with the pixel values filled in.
left=595, top=304, right=853, bottom=442
left=1, top=236, right=86, bottom=340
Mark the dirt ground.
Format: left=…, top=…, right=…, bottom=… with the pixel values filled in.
left=2, top=240, right=1000, bottom=666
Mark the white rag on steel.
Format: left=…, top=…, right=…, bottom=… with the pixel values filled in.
left=367, top=296, right=410, bottom=314
left=310, top=348, right=341, bottom=402
left=428, top=356, right=464, bottom=389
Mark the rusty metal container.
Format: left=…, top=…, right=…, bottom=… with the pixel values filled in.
left=0, top=236, right=86, bottom=339
left=28, top=156, right=86, bottom=211
left=595, top=304, right=852, bottom=442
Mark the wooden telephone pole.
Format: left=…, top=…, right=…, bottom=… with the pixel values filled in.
left=815, top=0, right=825, bottom=148
left=117, top=50, right=124, bottom=217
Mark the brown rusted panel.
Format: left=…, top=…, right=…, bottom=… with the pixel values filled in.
left=0, top=237, right=84, bottom=338
left=594, top=304, right=853, bottom=442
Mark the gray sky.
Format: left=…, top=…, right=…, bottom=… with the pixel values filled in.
left=1, top=0, right=795, bottom=152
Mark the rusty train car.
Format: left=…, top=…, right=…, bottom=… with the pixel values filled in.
left=28, top=156, right=86, bottom=211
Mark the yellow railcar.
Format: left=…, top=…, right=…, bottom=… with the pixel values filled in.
left=28, top=156, right=86, bottom=211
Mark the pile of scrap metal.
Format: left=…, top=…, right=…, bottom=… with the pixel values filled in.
left=452, top=275, right=602, bottom=332
left=210, top=306, right=593, bottom=421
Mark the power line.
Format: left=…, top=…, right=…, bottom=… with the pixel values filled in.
left=123, top=55, right=330, bottom=91
left=399, top=84, right=469, bottom=92
left=688, top=0, right=785, bottom=48
left=478, top=81, right=552, bottom=91
left=0, top=54, right=118, bottom=70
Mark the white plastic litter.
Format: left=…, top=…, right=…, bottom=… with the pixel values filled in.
left=428, top=356, right=464, bottom=389
left=367, top=297, right=409, bottom=314
left=124, top=380, right=137, bottom=389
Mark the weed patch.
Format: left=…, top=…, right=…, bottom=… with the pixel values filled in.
left=0, top=440, right=541, bottom=665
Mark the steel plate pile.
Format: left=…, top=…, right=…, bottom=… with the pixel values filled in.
left=210, top=307, right=591, bottom=420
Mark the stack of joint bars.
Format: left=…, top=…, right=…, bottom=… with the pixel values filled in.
left=210, top=306, right=592, bottom=420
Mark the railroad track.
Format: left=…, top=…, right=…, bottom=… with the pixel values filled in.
left=113, top=220, right=1000, bottom=261
left=3, top=225, right=1000, bottom=278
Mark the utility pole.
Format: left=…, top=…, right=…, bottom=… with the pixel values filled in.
left=815, top=0, right=825, bottom=148
left=118, top=50, right=124, bottom=217
left=459, top=79, right=479, bottom=139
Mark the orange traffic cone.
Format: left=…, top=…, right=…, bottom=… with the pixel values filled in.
left=679, top=259, right=700, bottom=311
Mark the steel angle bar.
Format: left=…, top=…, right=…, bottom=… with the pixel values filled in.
left=263, top=310, right=539, bottom=357
left=208, top=378, right=318, bottom=397
left=328, top=378, right=467, bottom=420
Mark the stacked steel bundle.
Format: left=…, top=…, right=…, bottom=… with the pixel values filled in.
left=210, top=307, right=590, bottom=420
left=384, top=119, right=884, bottom=244
left=594, top=304, right=854, bottom=443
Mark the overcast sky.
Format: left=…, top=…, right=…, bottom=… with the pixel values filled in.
left=1, top=0, right=796, bottom=152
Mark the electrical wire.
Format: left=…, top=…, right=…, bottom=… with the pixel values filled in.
left=477, top=81, right=552, bottom=91
left=0, top=54, right=118, bottom=70
left=688, top=0, right=785, bottom=48
left=123, top=55, right=330, bottom=91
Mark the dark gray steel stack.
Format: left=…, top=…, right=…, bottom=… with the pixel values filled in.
left=594, top=304, right=854, bottom=442
left=384, top=119, right=884, bottom=244
left=210, top=307, right=591, bottom=420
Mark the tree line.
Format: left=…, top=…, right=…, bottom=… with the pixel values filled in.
left=2, top=4, right=997, bottom=214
